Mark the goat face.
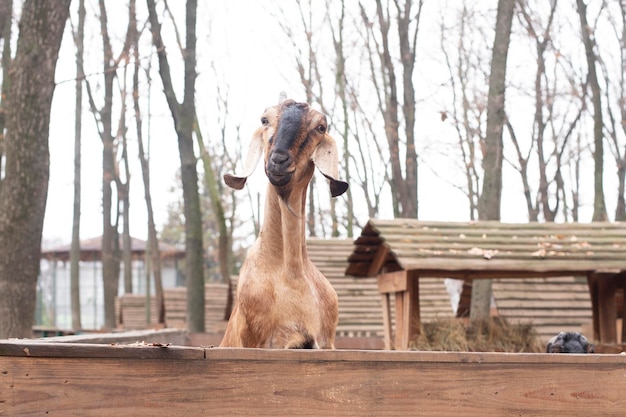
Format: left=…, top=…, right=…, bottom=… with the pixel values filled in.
left=224, top=99, right=348, bottom=199
left=546, top=331, right=594, bottom=353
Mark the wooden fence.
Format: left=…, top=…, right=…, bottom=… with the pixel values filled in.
left=2, top=339, right=626, bottom=416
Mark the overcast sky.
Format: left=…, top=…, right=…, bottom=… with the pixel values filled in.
left=41, top=1, right=610, bottom=246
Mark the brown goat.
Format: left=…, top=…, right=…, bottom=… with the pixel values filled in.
left=220, top=99, right=348, bottom=349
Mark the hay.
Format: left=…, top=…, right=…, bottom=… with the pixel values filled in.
left=410, top=317, right=544, bottom=353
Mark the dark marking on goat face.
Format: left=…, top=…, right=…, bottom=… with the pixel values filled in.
left=287, top=334, right=318, bottom=349
left=292, top=338, right=317, bottom=349
left=546, top=331, right=594, bottom=353
left=264, top=100, right=326, bottom=200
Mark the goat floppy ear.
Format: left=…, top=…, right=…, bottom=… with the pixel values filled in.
left=312, top=134, right=349, bottom=198
left=224, top=127, right=264, bottom=190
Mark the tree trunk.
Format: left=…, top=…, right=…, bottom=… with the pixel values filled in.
left=329, top=0, right=354, bottom=237
left=615, top=2, right=626, bottom=222
left=118, top=52, right=132, bottom=296
left=472, top=0, right=515, bottom=322
left=70, top=0, right=85, bottom=330
left=97, top=0, right=120, bottom=330
left=195, top=123, right=233, bottom=320
left=131, top=0, right=164, bottom=323
left=0, top=0, right=70, bottom=339
left=396, top=0, right=423, bottom=219
left=120, top=136, right=132, bottom=296
left=576, top=0, right=607, bottom=221
left=361, top=0, right=421, bottom=218
left=0, top=0, right=13, bottom=194
left=146, top=0, right=204, bottom=332
left=477, top=0, right=514, bottom=222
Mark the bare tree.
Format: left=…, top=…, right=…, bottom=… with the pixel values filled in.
left=80, top=0, right=129, bottom=329
left=195, top=118, right=234, bottom=319
left=440, top=3, right=489, bottom=220
left=118, top=66, right=132, bottom=296
left=359, top=0, right=423, bottom=219
left=273, top=0, right=345, bottom=237
left=146, top=0, right=205, bottom=332
left=0, top=0, right=70, bottom=338
left=327, top=0, right=355, bottom=237
left=602, top=0, right=626, bottom=221
left=70, top=0, right=85, bottom=330
left=0, top=0, right=12, bottom=194
left=471, top=0, right=515, bottom=322
left=505, top=0, right=584, bottom=223
left=576, top=0, right=607, bottom=221
left=618, top=0, right=626, bottom=221
left=128, top=0, right=165, bottom=324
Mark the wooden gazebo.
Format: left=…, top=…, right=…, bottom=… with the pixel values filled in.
left=346, top=219, right=626, bottom=350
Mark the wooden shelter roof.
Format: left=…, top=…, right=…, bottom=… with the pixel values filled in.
left=346, top=219, right=626, bottom=278
left=41, top=236, right=185, bottom=262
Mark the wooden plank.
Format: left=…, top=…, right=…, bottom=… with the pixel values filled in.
left=597, top=273, right=618, bottom=344
left=0, top=340, right=205, bottom=360
left=377, top=270, right=408, bottom=294
left=3, top=344, right=626, bottom=416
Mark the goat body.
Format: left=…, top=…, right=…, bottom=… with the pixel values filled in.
left=220, top=99, right=348, bottom=349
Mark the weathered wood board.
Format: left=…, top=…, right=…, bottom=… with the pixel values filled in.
left=347, top=219, right=626, bottom=276
left=2, top=340, right=626, bottom=416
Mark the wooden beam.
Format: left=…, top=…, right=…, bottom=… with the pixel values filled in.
left=596, top=273, right=618, bottom=344
left=3, top=342, right=626, bottom=416
left=377, top=270, right=408, bottom=294
left=399, top=271, right=420, bottom=350
left=394, top=290, right=405, bottom=349
left=380, top=293, right=392, bottom=350
left=366, top=244, right=389, bottom=277
left=588, top=273, right=600, bottom=341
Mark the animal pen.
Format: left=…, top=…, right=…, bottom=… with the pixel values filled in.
left=6, top=220, right=626, bottom=414
left=2, top=336, right=626, bottom=416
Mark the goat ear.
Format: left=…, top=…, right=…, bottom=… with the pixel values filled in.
left=312, top=134, right=349, bottom=198
left=224, top=127, right=264, bottom=190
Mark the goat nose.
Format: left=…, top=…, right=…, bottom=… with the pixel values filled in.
left=270, top=150, right=290, bottom=166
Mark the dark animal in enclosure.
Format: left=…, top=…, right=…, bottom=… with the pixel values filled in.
left=546, top=331, right=594, bottom=353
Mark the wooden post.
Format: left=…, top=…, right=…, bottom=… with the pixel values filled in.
left=404, top=270, right=420, bottom=348
left=394, top=291, right=406, bottom=349
left=377, top=270, right=421, bottom=350
left=380, top=292, right=392, bottom=350
left=621, top=274, right=626, bottom=344
left=592, top=272, right=618, bottom=344
left=587, top=273, right=600, bottom=341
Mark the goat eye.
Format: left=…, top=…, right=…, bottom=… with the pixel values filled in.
left=317, top=124, right=326, bottom=134
left=261, top=117, right=269, bottom=126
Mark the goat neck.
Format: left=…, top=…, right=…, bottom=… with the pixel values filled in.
left=257, top=168, right=313, bottom=276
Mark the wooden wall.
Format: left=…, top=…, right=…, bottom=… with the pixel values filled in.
left=2, top=340, right=626, bottom=416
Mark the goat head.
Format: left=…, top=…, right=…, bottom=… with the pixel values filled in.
left=224, top=99, right=348, bottom=198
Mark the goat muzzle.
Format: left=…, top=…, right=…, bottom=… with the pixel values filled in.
left=266, top=149, right=294, bottom=187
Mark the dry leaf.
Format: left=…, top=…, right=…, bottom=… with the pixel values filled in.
left=468, top=247, right=483, bottom=255
left=531, top=249, right=547, bottom=258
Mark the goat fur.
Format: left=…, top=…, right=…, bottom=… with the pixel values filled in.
left=220, top=99, right=348, bottom=349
